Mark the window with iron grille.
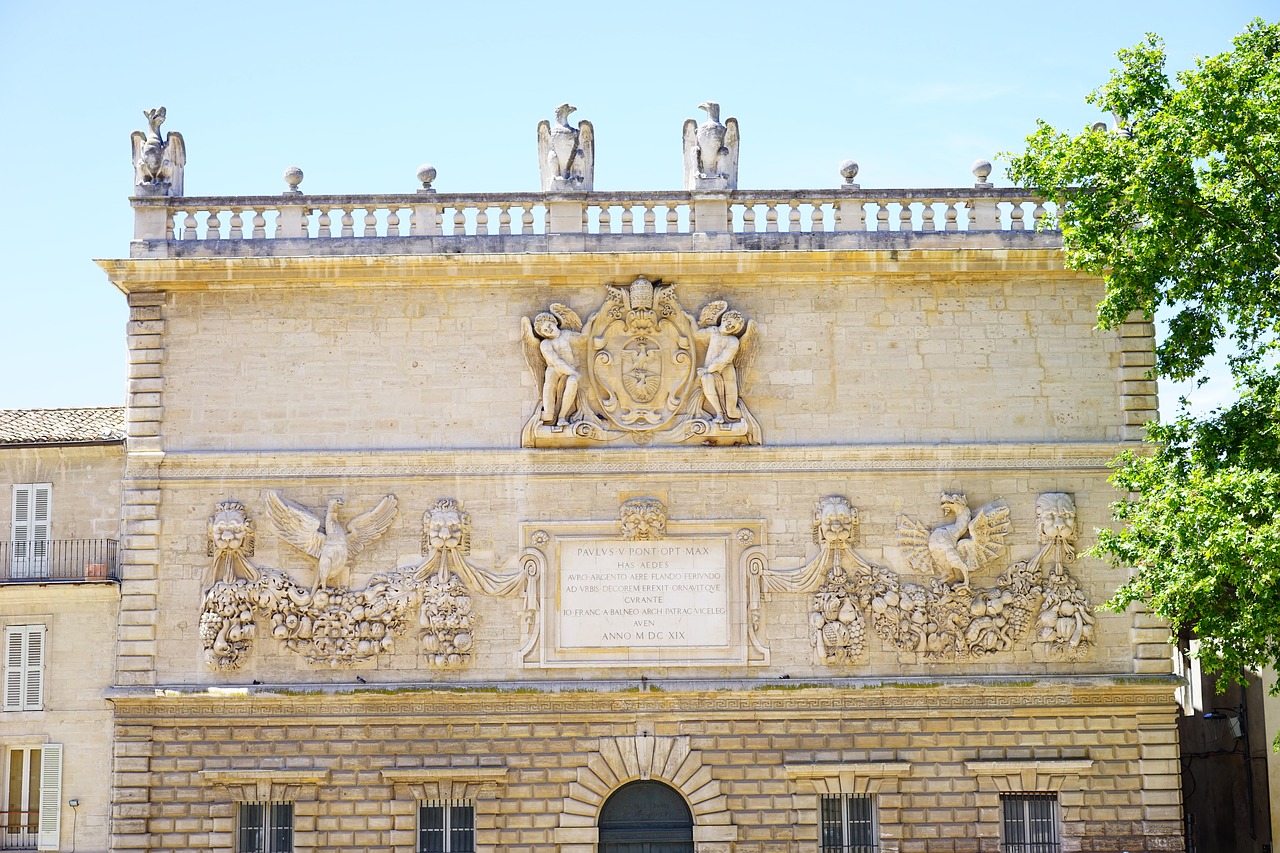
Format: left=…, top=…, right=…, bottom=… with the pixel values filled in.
left=418, top=800, right=474, bottom=853
left=820, top=793, right=878, bottom=853
left=1001, top=793, right=1061, bottom=853
left=238, top=801, right=292, bottom=853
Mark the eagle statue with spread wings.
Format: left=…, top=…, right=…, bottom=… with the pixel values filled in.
left=683, top=101, right=739, bottom=191
left=264, top=491, right=398, bottom=592
left=897, top=494, right=1011, bottom=587
left=130, top=107, right=186, bottom=196
left=537, top=103, right=594, bottom=192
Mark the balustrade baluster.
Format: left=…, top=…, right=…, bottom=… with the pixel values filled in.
left=252, top=210, right=267, bottom=239
left=166, top=212, right=177, bottom=241
left=498, top=204, right=512, bottom=235
left=810, top=203, right=824, bottom=233
left=598, top=206, right=612, bottom=234
left=643, top=203, right=656, bottom=234
left=743, top=204, right=757, bottom=233
left=765, top=203, right=779, bottom=233
left=451, top=208, right=466, bottom=236
left=364, top=210, right=378, bottom=237
left=922, top=202, right=936, bottom=232
left=543, top=208, right=550, bottom=234
left=477, top=208, right=489, bottom=236
left=207, top=210, right=222, bottom=240
left=944, top=203, right=958, bottom=231
left=899, top=203, right=913, bottom=232
left=1032, top=202, right=1047, bottom=229
left=875, top=203, right=889, bottom=232
left=318, top=209, right=331, bottom=238
left=788, top=203, right=802, bottom=233
left=1010, top=203, right=1024, bottom=231
left=665, top=205, right=679, bottom=233
left=522, top=207, right=535, bottom=235
left=229, top=209, right=244, bottom=239
left=387, top=209, right=401, bottom=237
left=621, top=206, right=634, bottom=234
left=340, top=208, right=355, bottom=238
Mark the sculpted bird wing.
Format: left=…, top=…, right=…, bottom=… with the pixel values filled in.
left=736, top=318, right=758, bottom=376
left=130, top=131, right=147, bottom=185
left=682, top=118, right=698, bottom=186
left=722, top=117, right=740, bottom=177
left=265, top=491, right=324, bottom=558
left=697, top=300, right=728, bottom=328
left=577, top=120, right=594, bottom=186
left=344, top=495, right=399, bottom=557
left=896, top=514, right=932, bottom=572
left=536, top=119, right=553, bottom=191
left=521, top=315, right=548, bottom=379
left=165, top=131, right=186, bottom=195
left=550, top=302, right=583, bottom=332
left=960, top=502, right=1011, bottom=568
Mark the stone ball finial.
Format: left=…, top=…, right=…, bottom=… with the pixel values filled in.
left=839, top=159, right=860, bottom=188
left=416, top=164, right=438, bottom=194
left=283, top=166, right=304, bottom=194
left=971, top=158, right=993, bottom=188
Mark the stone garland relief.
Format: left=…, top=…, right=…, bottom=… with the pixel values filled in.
left=520, top=276, right=761, bottom=447
left=198, top=495, right=536, bottom=671
left=758, top=492, right=1096, bottom=664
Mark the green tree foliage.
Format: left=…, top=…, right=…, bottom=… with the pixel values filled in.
left=1007, top=19, right=1280, bottom=691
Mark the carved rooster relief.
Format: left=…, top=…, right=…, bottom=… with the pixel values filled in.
left=897, top=493, right=1010, bottom=586
left=264, top=491, right=398, bottom=591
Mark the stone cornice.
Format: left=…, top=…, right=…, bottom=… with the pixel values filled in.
left=96, top=246, right=1086, bottom=293
left=105, top=675, right=1179, bottom=719
left=127, top=441, right=1128, bottom=482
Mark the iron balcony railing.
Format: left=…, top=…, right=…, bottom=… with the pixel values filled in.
left=1, top=810, right=37, bottom=850
left=0, top=539, right=119, bottom=583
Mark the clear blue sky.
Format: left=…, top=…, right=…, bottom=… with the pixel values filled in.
left=1, top=0, right=1270, bottom=414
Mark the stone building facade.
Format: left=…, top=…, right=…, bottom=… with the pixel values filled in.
left=87, top=106, right=1189, bottom=852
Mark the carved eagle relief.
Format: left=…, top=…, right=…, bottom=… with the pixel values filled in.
left=264, top=491, right=398, bottom=591
left=897, top=493, right=1011, bottom=586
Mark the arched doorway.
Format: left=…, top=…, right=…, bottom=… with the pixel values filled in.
left=598, top=779, right=695, bottom=853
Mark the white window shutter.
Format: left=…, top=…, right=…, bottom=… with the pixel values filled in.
left=31, top=485, right=51, bottom=559
left=25, top=624, right=45, bottom=710
left=37, top=743, right=62, bottom=850
left=13, top=484, right=32, bottom=554
left=3, top=626, right=23, bottom=711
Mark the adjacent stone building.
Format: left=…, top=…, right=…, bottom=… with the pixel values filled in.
left=67, top=104, right=1200, bottom=853
left=1, top=408, right=124, bottom=853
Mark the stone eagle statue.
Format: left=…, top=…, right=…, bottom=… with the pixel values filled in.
left=537, top=103, right=594, bottom=192
left=683, top=101, right=738, bottom=191
left=130, top=107, right=186, bottom=196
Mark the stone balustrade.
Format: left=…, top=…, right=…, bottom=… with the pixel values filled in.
left=130, top=188, right=1058, bottom=258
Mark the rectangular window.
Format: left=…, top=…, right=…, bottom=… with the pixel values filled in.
left=238, top=802, right=292, bottom=853
left=3, top=744, right=60, bottom=852
left=10, top=485, right=51, bottom=580
left=1001, top=793, right=1061, bottom=853
left=819, top=794, right=878, bottom=852
left=418, top=800, right=474, bottom=853
left=4, top=626, right=45, bottom=712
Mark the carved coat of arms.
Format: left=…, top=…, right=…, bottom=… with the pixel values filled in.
left=521, top=277, right=760, bottom=446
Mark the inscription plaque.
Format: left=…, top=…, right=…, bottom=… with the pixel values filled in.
left=558, top=538, right=728, bottom=649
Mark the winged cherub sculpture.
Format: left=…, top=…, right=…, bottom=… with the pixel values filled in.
left=683, top=101, right=739, bottom=191
left=521, top=303, right=588, bottom=429
left=537, top=103, right=594, bottom=192
left=130, top=107, right=186, bottom=195
left=693, top=300, right=754, bottom=425
left=264, top=491, right=398, bottom=591
left=897, top=493, right=1011, bottom=587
